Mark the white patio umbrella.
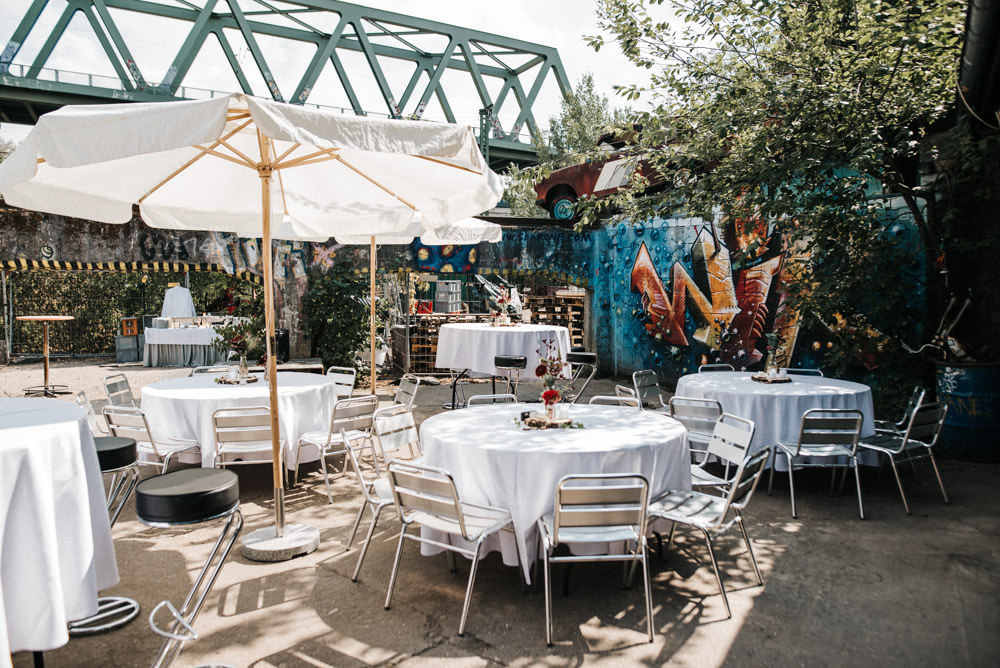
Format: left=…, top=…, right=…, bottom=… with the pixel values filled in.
left=0, top=93, right=503, bottom=559
left=336, top=216, right=503, bottom=385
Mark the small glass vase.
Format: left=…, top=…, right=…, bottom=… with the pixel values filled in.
left=545, top=402, right=556, bottom=422
left=238, top=355, right=249, bottom=379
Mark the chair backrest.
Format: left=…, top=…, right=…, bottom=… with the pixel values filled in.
left=901, top=401, right=948, bottom=447
left=103, top=405, right=157, bottom=453
left=212, top=406, right=273, bottom=457
left=192, top=365, right=230, bottom=374
left=897, top=385, right=927, bottom=429
left=717, top=447, right=772, bottom=521
left=698, top=363, right=735, bottom=372
left=793, top=408, right=863, bottom=456
left=387, top=460, right=472, bottom=539
left=393, top=373, right=421, bottom=409
left=783, top=367, right=823, bottom=376
left=75, top=391, right=108, bottom=435
left=329, top=394, right=378, bottom=438
left=669, top=396, right=724, bottom=441
left=326, top=366, right=357, bottom=400
left=466, top=393, right=518, bottom=405
left=102, top=373, right=136, bottom=407
left=632, top=370, right=663, bottom=408
left=704, top=413, right=755, bottom=464
left=589, top=394, right=640, bottom=408
left=374, top=404, right=420, bottom=458
left=551, top=473, right=649, bottom=548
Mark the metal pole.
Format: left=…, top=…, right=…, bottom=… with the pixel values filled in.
left=370, top=236, right=377, bottom=392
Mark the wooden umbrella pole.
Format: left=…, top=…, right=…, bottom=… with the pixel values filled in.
left=259, top=148, right=285, bottom=537
left=370, top=236, right=377, bottom=392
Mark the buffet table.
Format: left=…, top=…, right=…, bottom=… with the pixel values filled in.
left=143, top=325, right=223, bottom=367
left=420, top=402, right=689, bottom=582
left=0, top=398, right=118, bottom=662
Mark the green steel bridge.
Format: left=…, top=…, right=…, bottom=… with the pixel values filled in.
left=0, top=0, right=573, bottom=167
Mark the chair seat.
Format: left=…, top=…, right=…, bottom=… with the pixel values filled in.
left=136, top=438, right=200, bottom=457
left=648, top=489, right=727, bottom=529
left=136, top=468, right=240, bottom=525
left=690, top=466, right=729, bottom=488
left=860, top=433, right=927, bottom=455
left=494, top=355, right=527, bottom=368
left=776, top=441, right=856, bottom=459
left=538, top=514, right=641, bottom=544
left=298, top=429, right=368, bottom=449
left=410, top=501, right=511, bottom=540
left=219, top=439, right=284, bottom=456
left=94, top=436, right=137, bottom=472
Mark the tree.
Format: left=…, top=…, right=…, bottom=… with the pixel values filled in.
left=585, top=0, right=990, bottom=380
left=504, top=74, right=628, bottom=216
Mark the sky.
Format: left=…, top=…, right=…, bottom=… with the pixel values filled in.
left=0, top=0, right=674, bottom=145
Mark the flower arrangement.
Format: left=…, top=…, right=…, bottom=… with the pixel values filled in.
left=491, top=287, right=514, bottom=326
left=764, top=329, right=784, bottom=369
left=535, top=338, right=566, bottom=413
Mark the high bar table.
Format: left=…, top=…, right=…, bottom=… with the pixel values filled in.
left=17, top=315, right=75, bottom=397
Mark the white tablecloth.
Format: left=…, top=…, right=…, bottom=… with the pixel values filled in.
left=435, top=323, right=572, bottom=380
left=674, top=372, right=876, bottom=457
left=143, top=326, right=219, bottom=346
left=143, top=326, right=223, bottom=367
left=139, top=372, right=337, bottom=470
left=0, top=398, right=118, bottom=662
left=160, top=285, right=196, bottom=318
left=420, top=402, right=690, bottom=582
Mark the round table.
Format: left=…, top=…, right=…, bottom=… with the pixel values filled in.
left=139, top=371, right=337, bottom=470
left=16, top=314, right=75, bottom=396
left=674, top=371, right=876, bottom=456
left=420, top=402, right=690, bottom=582
left=0, top=398, right=118, bottom=658
left=435, top=322, right=572, bottom=380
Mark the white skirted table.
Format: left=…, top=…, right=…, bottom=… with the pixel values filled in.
left=139, top=371, right=337, bottom=471
left=143, top=325, right=223, bottom=367
left=674, top=371, right=877, bottom=466
left=435, top=322, right=572, bottom=380
left=420, top=402, right=690, bottom=582
left=0, top=398, right=118, bottom=663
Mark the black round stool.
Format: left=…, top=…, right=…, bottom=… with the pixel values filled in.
left=137, top=468, right=243, bottom=668
left=493, top=355, right=527, bottom=398
left=68, top=436, right=141, bottom=637
left=563, top=352, right=599, bottom=403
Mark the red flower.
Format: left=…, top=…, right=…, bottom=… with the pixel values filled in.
left=542, top=389, right=561, bottom=405
left=535, top=363, right=548, bottom=377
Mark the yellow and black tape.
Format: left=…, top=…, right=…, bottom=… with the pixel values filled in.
left=1, top=259, right=263, bottom=285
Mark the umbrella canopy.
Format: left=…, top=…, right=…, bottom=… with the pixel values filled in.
left=0, top=93, right=503, bottom=544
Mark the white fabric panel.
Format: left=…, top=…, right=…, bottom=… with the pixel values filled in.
left=139, top=372, right=336, bottom=470
left=159, top=286, right=197, bottom=318
left=420, top=403, right=690, bottom=583
left=143, top=326, right=218, bottom=346
left=0, top=398, right=118, bottom=658
left=435, top=323, right=572, bottom=380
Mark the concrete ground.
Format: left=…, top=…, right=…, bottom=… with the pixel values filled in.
left=3, top=358, right=999, bottom=667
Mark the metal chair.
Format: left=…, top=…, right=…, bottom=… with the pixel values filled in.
left=537, top=473, right=653, bottom=645
left=668, top=396, right=723, bottom=463
left=212, top=406, right=284, bottom=480
left=137, top=468, right=243, bottom=668
left=76, top=390, right=109, bottom=435
left=294, top=394, right=378, bottom=501
left=632, top=370, right=668, bottom=410
left=875, top=385, right=926, bottom=434
left=768, top=408, right=865, bottom=519
left=343, top=428, right=398, bottom=582
left=102, top=372, right=137, bottom=407
left=373, top=404, right=423, bottom=466
left=859, top=402, right=949, bottom=514
left=191, top=365, right=230, bottom=374
left=466, top=393, right=519, bottom=405
left=103, top=405, right=201, bottom=473
left=556, top=351, right=598, bottom=404
left=689, top=414, right=755, bottom=493
left=392, top=373, right=421, bottom=410
left=326, top=365, right=357, bottom=400
left=698, top=363, right=735, bottom=372
left=588, top=394, right=640, bottom=408
left=68, top=435, right=141, bottom=637
left=493, top=355, right=527, bottom=397
left=783, top=367, right=823, bottom=376
left=647, top=448, right=771, bottom=620
left=384, top=460, right=516, bottom=636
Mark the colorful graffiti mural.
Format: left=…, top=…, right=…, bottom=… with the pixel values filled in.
left=413, top=242, right=478, bottom=273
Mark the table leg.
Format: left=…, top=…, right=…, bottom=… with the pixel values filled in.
left=42, top=321, right=50, bottom=390
left=442, top=369, right=468, bottom=410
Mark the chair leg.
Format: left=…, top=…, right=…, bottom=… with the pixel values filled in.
left=107, top=464, right=139, bottom=528
left=852, top=458, right=865, bottom=520
left=767, top=448, right=778, bottom=495
left=736, top=517, right=763, bottom=586
left=346, top=500, right=368, bottom=549
left=786, top=454, right=798, bottom=519
left=543, top=546, right=553, bottom=646
left=928, top=451, right=950, bottom=504
left=458, top=540, right=485, bottom=636
left=318, top=450, right=333, bottom=504
left=701, top=529, right=731, bottom=620
left=384, top=528, right=407, bottom=610
left=351, top=504, right=387, bottom=583
left=641, top=542, right=654, bottom=643
left=150, top=510, right=243, bottom=668
left=292, top=446, right=301, bottom=486
left=888, top=456, right=911, bottom=515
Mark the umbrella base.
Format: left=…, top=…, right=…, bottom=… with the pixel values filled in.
left=241, top=523, right=320, bottom=562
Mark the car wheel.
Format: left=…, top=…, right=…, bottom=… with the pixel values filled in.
left=550, top=194, right=577, bottom=220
